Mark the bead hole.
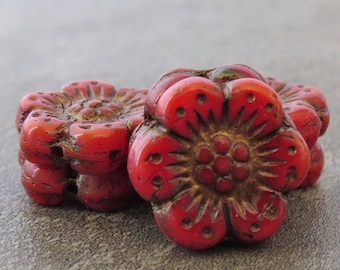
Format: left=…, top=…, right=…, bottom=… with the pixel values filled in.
left=64, top=181, right=78, bottom=196
left=50, top=146, right=64, bottom=158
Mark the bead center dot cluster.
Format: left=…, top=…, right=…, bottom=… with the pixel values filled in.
left=68, top=99, right=122, bottom=122
left=194, top=134, right=252, bottom=193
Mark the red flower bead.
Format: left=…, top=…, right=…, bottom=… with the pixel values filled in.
left=128, top=65, right=310, bottom=249
left=16, top=80, right=147, bottom=211
left=266, top=77, right=329, bottom=148
left=266, top=77, right=329, bottom=187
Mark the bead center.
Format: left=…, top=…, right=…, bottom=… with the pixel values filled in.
left=67, top=99, right=122, bottom=122
left=194, top=134, right=251, bottom=193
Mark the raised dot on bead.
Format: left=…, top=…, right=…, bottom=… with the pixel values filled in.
left=196, top=166, right=215, bottom=185
left=286, top=166, right=297, bottom=182
left=287, top=145, right=297, bottom=156
left=176, top=107, right=186, bottom=117
left=233, top=165, right=249, bottom=181
left=214, top=156, right=231, bottom=175
left=250, top=223, right=261, bottom=233
left=265, top=103, right=274, bottom=112
left=196, top=146, right=212, bottom=164
left=196, top=93, right=207, bottom=105
left=148, top=153, right=162, bottom=165
left=232, top=142, right=250, bottom=162
left=213, top=135, right=231, bottom=155
left=152, top=176, right=162, bottom=189
left=201, top=226, right=214, bottom=239
left=182, top=217, right=193, bottom=230
left=263, top=206, right=278, bottom=220
left=246, top=93, right=256, bottom=103
left=216, top=177, right=233, bottom=193
left=87, top=99, right=103, bottom=108
left=80, top=108, right=97, bottom=120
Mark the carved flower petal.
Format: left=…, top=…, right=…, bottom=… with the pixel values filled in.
left=64, top=122, right=128, bottom=174
left=209, top=63, right=265, bottom=84
left=229, top=190, right=286, bottom=243
left=19, top=111, right=67, bottom=166
left=266, top=78, right=329, bottom=137
left=115, top=87, right=148, bottom=104
left=256, top=128, right=310, bottom=191
left=61, top=80, right=116, bottom=99
left=21, top=160, right=67, bottom=205
left=16, top=92, right=69, bottom=132
left=226, top=78, right=285, bottom=138
left=146, top=68, right=194, bottom=116
left=154, top=77, right=224, bottom=138
left=128, top=124, right=186, bottom=202
left=115, top=88, right=147, bottom=130
left=265, top=77, right=286, bottom=92
left=284, top=100, right=321, bottom=148
left=154, top=190, right=227, bottom=250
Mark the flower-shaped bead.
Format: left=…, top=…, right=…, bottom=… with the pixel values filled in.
left=266, top=77, right=329, bottom=149
left=128, top=65, right=310, bottom=249
left=16, top=80, right=147, bottom=211
left=266, top=77, right=329, bottom=187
